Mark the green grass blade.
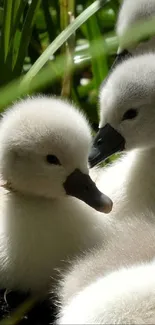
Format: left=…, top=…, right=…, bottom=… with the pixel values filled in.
left=7, top=0, right=28, bottom=70
left=11, top=0, right=28, bottom=40
left=42, top=0, right=56, bottom=42
left=22, top=0, right=109, bottom=85
left=0, top=296, right=39, bottom=325
left=85, top=5, right=108, bottom=90
left=60, top=0, right=69, bottom=36
left=12, top=0, right=20, bottom=25
left=1, top=0, right=13, bottom=61
left=14, top=0, right=41, bottom=75
left=0, top=36, right=115, bottom=110
left=60, top=0, right=75, bottom=97
left=0, top=7, right=4, bottom=28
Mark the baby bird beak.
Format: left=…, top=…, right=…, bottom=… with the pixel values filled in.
left=88, top=124, right=125, bottom=168
left=63, top=169, right=113, bottom=214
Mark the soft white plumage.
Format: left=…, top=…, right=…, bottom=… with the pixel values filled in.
left=57, top=260, right=155, bottom=324
left=92, top=53, right=155, bottom=218
left=116, top=0, right=155, bottom=54
left=0, top=96, right=111, bottom=294
left=56, top=54, right=155, bottom=324
left=56, top=209, right=155, bottom=324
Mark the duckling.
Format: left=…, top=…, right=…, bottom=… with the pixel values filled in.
left=102, top=0, right=155, bottom=87
left=57, top=257, right=155, bottom=324
left=116, top=0, right=155, bottom=55
left=0, top=96, right=112, bottom=294
left=56, top=52, right=155, bottom=325
left=89, top=53, right=155, bottom=219
left=57, top=62, right=155, bottom=318
left=56, top=197, right=155, bottom=323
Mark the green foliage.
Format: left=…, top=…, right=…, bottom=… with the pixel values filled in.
left=0, top=0, right=120, bottom=126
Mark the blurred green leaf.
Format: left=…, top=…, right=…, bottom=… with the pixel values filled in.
left=0, top=7, right=4, bottom=27
left=0, top=296, right=39, bottom=325
left=14, top=0, right=41, bottom=75
left=22, top=0, right=109, bottom=85
left=1, top=0, right=13, bottom=61
left=85, top=1, right=108, bottom=91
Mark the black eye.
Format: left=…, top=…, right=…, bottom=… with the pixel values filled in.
left=122, top=109, right=138, bottom=121
left=46, top=155, right=61, bottom=165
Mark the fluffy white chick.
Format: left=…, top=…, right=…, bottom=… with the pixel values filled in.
left=0, top=96, right=112, bottom=294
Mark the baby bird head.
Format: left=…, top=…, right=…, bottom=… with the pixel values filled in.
left=0, top=96, right=112, bottom=213
left=101, top=0, right=155, bottom=90
left=116, top=0, right=155, bottom=55
left=89, top=54, right=155, bottom=167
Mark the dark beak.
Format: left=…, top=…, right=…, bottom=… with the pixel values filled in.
left=63, top=169, right=113, bottom=213
left=100, top=50, right=132, bottom=89
left=89, top=124, right=125, bottom=168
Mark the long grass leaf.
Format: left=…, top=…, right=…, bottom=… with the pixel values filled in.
left=11, top=0, right=28, bottom=41
left=42, top=0, right=55, bottom=42
left=1, top=0, right=13, bottom=61
left=0, top=36, right=115, bottom=110
left=7, top=1, right=28, bottom=70
left=22, top=0, right=109, bottom=84
left=61, top=0, right=75, bottom=97
left=85, top=4, right=108, bottom=90
left=1, top=14, right=153, bottom=110
left=0, top=296, right=39, bottom=325
left=14, top=0, right=41, bottom=75
left=12, top=0, right=20, bottom=24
